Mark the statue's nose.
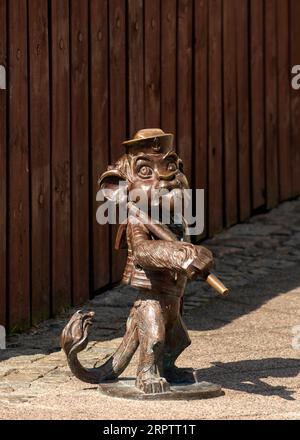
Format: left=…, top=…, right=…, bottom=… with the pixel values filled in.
left=156, top=170, right=177, bottom=182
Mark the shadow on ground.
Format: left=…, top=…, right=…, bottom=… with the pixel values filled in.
left=195, top=358, right=300, bottom=401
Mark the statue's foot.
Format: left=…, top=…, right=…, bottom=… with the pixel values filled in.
left=135, top=376, right=170, bottom=394
left=164, top=367, right=196, bottom=384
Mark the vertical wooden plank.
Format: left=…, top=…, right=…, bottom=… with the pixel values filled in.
left=144, top=0, right=161, bottom=127
left=194, top=0, right=208, bottom=238
left=223, top=0, right=237, bottom=226
left=128, top=0, right=144, bottom=135
left=8, top=0, right=30, bottom=329
left=109, top=0, right=127, bottom=282
left=177, top=0, right=193, bottom=184
left=90, top=0, right=110, bottom=291
left=51, top=0, right=71, bottom=314
left=235, top=0, right=250, bottom=221
left=250, top=0, right=265, bottom=209
left=0, top=0, right=6, bottom=327
left=208, top=0, right=223, bottom=235
left=109, top=0, right=127, bottom=163
left=290, top=0, right=300, bottom=196
left=28, top=0, right=51, bottom=324
left=70, top=0, right=89, bottom=305
left=161, top=0, right=177, bottom=139
left=264, top=0, right=278, bottom=208
left=277, top=0, right=292, bottom=201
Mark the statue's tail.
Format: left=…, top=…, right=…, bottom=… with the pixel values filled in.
left=60, top=309, right=139, bottom=384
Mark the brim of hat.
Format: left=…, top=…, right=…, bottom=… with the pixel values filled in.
left=122, top=133, right=173, bottom=146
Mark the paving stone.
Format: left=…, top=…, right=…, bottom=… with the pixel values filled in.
left=229, top=223, right=284, bottom=237
left=0, top=384, right=15, bottom=393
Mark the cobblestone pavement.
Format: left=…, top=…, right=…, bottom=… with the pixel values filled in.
left=0, top=199, right=300, bottom=419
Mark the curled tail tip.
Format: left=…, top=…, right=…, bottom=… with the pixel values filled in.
left=60, top=309, right=95, bottom=356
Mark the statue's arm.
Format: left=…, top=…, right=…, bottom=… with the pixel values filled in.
left=128, top=219, right=212, bottom=276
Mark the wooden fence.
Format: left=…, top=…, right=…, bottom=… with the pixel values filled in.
left=0, top=0, right=299, bottom=331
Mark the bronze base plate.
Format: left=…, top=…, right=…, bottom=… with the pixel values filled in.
left=99, top=378, right=223, bottom=400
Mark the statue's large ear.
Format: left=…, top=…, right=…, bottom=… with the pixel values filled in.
left=97, top=169, right=128, bottom=203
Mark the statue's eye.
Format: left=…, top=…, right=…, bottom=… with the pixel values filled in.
left=167, top=162, right=177, bottom=172
left=138, top=165, right=153, bottom=178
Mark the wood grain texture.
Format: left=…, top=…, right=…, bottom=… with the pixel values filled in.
left=208, top=0, right=223, bottom=235
left=8, top=0, right=30, bottom=329
left=90, top=0, right=110, bottom=291
left=0, top=0, right=6, bottom=327
left=250, top=0, right=265, bottom=209
left=264, top=0, right=278, bottom=208
left=161, top=0, right=177, bottom=142
left=109, top=0, right=127, bottom=282
left=28, top=0, right=51, bottom=323
left=235, top=0, right=250, bottom=221
left=277, top=0, right=292, bottom=201
left=70, top=0, right=90, bottom=305
left=128, top=0, right=145, bottom=135
left=194, top=0, right=208, bottom=238
left=1, top=1, right=299, bottom=330
left=51, top=0, right=71, bottom=315
left=177, top=0, right=193, bottom=184
left=144, top=0, right=161, bottom=127
left=223, top=0, right=238, bottom=226
left=290, top=0, right=300, bottom=196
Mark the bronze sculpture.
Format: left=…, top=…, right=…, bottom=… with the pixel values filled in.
left=61, top=129, right=228, bottom=399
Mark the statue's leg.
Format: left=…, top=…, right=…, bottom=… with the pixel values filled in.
left=135, top=298, right=170, bottom=393
left=163, top=314, right=194, bottom=383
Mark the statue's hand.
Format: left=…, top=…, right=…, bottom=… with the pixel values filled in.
left=186, top=246, right=214, bottom=280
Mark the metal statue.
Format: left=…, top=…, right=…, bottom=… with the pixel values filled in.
left=61, top=129, right=228, bottom=399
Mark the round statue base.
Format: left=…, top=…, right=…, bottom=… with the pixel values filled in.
left=99, top=378, right=223, bottom=400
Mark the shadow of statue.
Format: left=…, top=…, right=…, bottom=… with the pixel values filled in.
left=195, top=357, right=300, bottom=401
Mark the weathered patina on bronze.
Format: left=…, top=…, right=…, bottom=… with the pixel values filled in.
left=61, top=129, right=228, bottom=398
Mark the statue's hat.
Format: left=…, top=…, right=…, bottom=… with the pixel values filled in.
left=123, top=128, right=173, bottom=155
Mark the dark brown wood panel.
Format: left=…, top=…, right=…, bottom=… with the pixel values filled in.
left=0, top=0, right=6, bottom=327
left=194, top=0, right=208, bottom=239
left=8, top=0, right=30, bottom=329
left=250, top=0, right=265, bottom=209
left=208, top=0, right=223, bottom=235
left=177, top=0, right=193, bottom=184
left=90, top=0, right=110, bottom=291
left=2, top=0, right=300, bottom=330
left=223, top=0, right=238, bottom=227
left=290, top=0, right=300, bottom=196
left=128, top=0, right=145, bottom=135
left=264, top=0, right=279, bottom=209
left=51, top=0, right=71, bottom=314
left=277, top=0, right=292, bottom=201
left=109, top=0, right=127, bottom=164
left=28, top=0, right=51, bottom=323
left=235, top=0, right=251, bottom=221
left=70, top=0, right=90, bottom=305
left=161, top=0, right=177, bottom=141
left=109, top=0, right=127, bottom=282
left=144, top=0, right=161, bottom=127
